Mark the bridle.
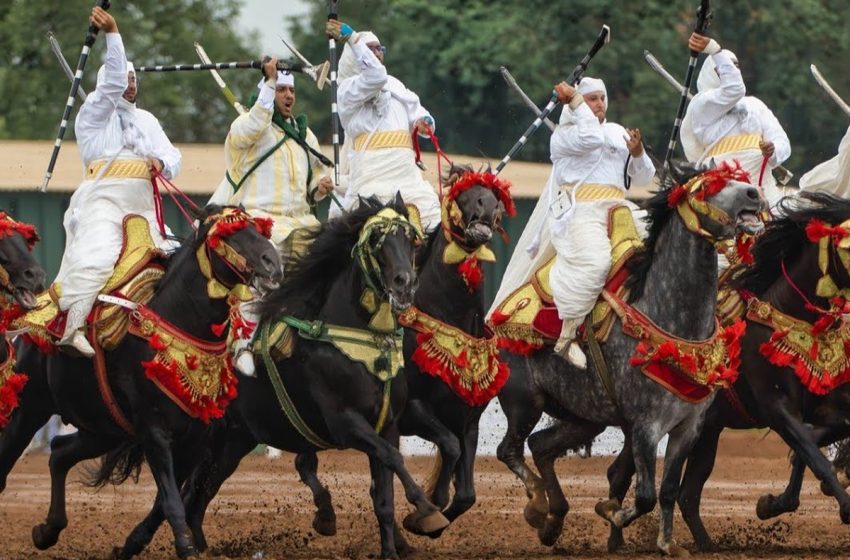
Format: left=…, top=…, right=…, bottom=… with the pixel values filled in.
left=352, top=207, right=421, bottom=299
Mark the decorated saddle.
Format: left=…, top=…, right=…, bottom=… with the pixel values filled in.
left=16, top=214, right=166, bottom=352
left=490, top=204, right=643, bottom=352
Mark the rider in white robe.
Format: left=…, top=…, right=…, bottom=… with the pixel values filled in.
left=680, top=33, right=791, bottom=209
left=328, top=21, right=440, bottom=232
left=55, top=7, right=181, bottom=357
left=489, top=77, right=655, bottom=369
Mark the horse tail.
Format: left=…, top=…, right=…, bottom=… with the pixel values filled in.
left=84, top=441, right=145, bottom=489
left=422, top=448, right=443, bottom=499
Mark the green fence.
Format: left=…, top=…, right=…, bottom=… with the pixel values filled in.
left=0, top=192, right=536, bottom=307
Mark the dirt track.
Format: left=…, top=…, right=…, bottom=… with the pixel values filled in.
left=2, top=430, right=849, bottom=559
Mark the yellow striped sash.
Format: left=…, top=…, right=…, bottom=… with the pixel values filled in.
left=86, top=159, right=151, bottom=181
left=353, top=130, right=413, bottom=151
left=707, top=133, right=761, bottom=158
left=560, top=183, right=625, bottom=201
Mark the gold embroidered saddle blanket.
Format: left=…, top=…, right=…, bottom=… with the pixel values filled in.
left=16, top=215, right=166, bottom=351
left=490, top=205, right=643, bottom=351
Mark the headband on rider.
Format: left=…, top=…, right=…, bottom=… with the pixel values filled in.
left=576, top=76, right=608, bottom=110
left=256, top=71, right=295, bottom=90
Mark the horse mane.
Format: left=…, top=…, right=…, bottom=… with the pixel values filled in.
left=626, top=161, right=705, bottom=301
left=733, top=191, right=850, bottom=295
left=261, top=196, right=408, bottom=323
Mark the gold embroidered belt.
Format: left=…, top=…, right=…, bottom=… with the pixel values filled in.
left=354, top=130, right=413, bottom=151
left=86, top=159, right=151, bottom=181
left=707, top=133, right=761, bottom=158
left=560, top=183, right=624, bottom=201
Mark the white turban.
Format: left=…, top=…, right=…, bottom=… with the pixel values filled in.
left=696, top=50, right=738, bottom=92
left=256, top=71, right=294, bottom=90
left=338, top=31, right=380, bottom=81
left=577, top=76, right=608, bottom=110
left=96, top=60, right=134, bottom=89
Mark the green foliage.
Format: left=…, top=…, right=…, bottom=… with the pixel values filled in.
left=0, top=0, right=257, bottom=143
left=2, top=0, right=849, bottom=176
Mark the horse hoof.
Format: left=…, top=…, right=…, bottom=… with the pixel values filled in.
left=523, top=499, right=547, bottom=529
left=31, top=523, right=60, bottom=550
left=756, top=494, right=778, bottom=520
left=402, top=509, right=449, bottom=537
left=537, top=513, right=565, bottom=547
left=594, top=498, right=620, bottom=524
left=659, top=541, right=690, bottom=557
left=840, top=502, right=850, bottom=524
left=606, top=528, right=625, bottom=553
left=312, top=513, right=337, bottom=537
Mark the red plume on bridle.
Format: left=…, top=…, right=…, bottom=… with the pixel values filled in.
left=205, top=209, right=273, bottom=250
left=446, top=171, right=517, bottom=217
left=667, top=161, right=751, bottom=208
left=0, top=213, right=39, bottom=251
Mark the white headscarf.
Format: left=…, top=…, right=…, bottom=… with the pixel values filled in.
left=559, top=76, right=608, bottom=125
left=696, top=49, right=738, bottom=92
left=338, top=31, right=380, bottom=81
left=255, top=70, right=295, bottom=90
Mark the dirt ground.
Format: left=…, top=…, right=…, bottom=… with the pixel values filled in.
left=2, top=430, right=849, bottom=559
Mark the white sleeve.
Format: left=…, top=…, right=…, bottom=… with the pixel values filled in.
left=550, top=101, right=604, bottom=159
left=226, top=90, right=274, bottom=150
left=689, top=51, right=746, bottom=136
left=143, top=115, right=182, bottom=180
left=628, top=150, right=656, bottom=187
left=337, top=39, right=388, bottom=109
left=751, top=98, right=791, bottom=166
left=75, top=32, right=127, bottom=131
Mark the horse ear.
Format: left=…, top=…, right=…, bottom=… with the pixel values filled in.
left=394, top=191, right=405, bottom=210
left=668, top=159, right=701, bottom=185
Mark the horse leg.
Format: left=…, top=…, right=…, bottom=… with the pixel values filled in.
left=0, top=392, right=53, bottom=493
left=756, top=453, right=805, bottom=520
left=495, top=371, right=547, bottom=529
left=403, top=399, right=461, bottom=510
left=529, top=418, right=603, bottom=546
left=330, top=411, right=448, bottom=539
left=442, top=419, right=481, bottom=523
left=677, top=423, right=723, bottom=551
left=657, top=421, right=704, bottom=557
left=368, top=452, right=402, bottom=560
left=294, top=451, right=337, bottom=536
left=115, top=444, right=201, bottom=560
left=598, top=429, right=635, bottom=553
left=140, top=427, right=198, bottom=558
left=31, top=431, right=115, bottom=550
left=769, top=411, right=850, bottom=523
left=604, top=424, right=660, bottom=530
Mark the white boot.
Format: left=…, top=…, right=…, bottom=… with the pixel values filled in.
left=234, top=345, right=256, bottom=377
left=57, top=302, right=95, bottom=358
left=554, top=318, right=587, bottom=370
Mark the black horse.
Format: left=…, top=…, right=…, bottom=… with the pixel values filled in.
left=4, top=207, right=281, bottom=558
left=116, top=196, right=446, bottom=560
left=604, top=191, right=850, bottom=551
left=0, top=212, right=45, bottom=436
left=285, top=167, right=514, bottom=538
left=495, top=162, right=764, bottom=554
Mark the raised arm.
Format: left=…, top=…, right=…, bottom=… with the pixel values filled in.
left=226, top=57, right=277, bottom=150
left=550, top=82, right=604, bottom=160
left=75, top=8, right=127, bottom=132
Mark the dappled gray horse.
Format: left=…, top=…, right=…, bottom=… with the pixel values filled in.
left=496, top=161, right=764, bottom=555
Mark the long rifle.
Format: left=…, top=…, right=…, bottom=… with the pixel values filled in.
left=47, top=32, right=87, bottom=102
left=500, top=66, right=556, bottom=132
left=43, top=0, right=111, bottom=192
left=661, top=0, right=711, bottom=173
left=326, top=1, right=341, bottom=187
left=135, top=60, right=308, bottom=73
left=495, top=24, right=610, bottom=175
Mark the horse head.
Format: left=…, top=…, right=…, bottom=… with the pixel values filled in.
left=354, top=194, right=422, bottom=312
left=667, top=160, right=765, bottom=241
left=195, top=206, right=283, bottom=294
left=0, top=212, right=44, bottom=310
left=441, top=165, right=516, bottom=248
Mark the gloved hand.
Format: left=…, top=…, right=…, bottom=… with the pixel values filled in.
left=326, top=20, right=355, bottom=42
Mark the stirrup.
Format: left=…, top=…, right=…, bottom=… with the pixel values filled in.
left=565, top=342, right=587, bottom=370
